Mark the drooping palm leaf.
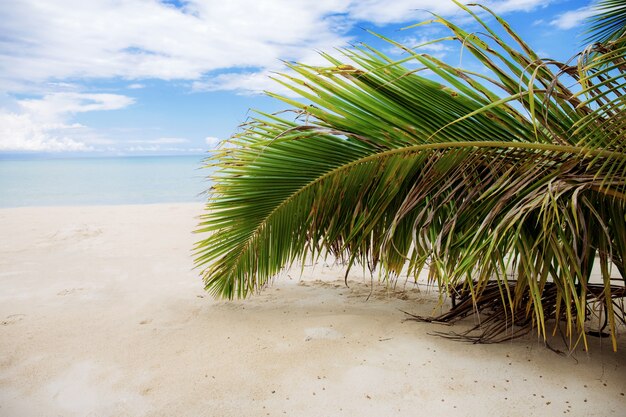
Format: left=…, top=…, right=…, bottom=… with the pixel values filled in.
left=195, top=3, right=626, bottom=351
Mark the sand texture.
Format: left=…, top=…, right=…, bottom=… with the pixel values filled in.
left=1, top=204, right=625, bottom=416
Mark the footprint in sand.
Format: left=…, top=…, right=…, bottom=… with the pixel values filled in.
left=50, top=225, right=103, bottom=241
left=37, top=225, right=103, bottom=247
left=2, top=314, right=25, bottom=326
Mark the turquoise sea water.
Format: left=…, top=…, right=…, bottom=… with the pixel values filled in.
left=0, top=155, right=209, bottom=208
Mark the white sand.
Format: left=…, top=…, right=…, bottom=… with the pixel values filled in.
left=0, top=203, right=625, bottom=417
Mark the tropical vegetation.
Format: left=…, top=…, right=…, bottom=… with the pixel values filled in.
left=195, top=1, right=626, bottom=351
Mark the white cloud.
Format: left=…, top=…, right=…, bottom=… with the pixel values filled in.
left=0, top=0, right=352, bottom=91
left=347, top=0, right=460, bottom=24
left=488, top=0, right=551, bottom=14
left=346, top=0, right=550, bottom=24
left=387, top=35, right=454, bottom=59
left=0, top=93, right=134, bottom=151
left=193, top=70, right=299, bottom=96
left=0, top=112, right=92, bottom=152
left=0, top=0, right=553, bottom=93
left=550, top=6, right=594, bottom=30
left=125, top=145, right=189, bottom=152
left=205, top=136, right=221, bottom=147
left=129, top=137, right=189, bottom=144
left=150, top=137, right=189, bottom=144
left=0, top=0, right=555, bottom=153
left=18, top=93, right=134, bottom=123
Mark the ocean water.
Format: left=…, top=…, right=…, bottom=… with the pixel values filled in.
left=0, top=155, right=210, bottom=208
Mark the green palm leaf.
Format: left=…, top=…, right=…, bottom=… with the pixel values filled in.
left=195, top=4, right=626, bottom=350
left=586, top=0, right=626, bottom=45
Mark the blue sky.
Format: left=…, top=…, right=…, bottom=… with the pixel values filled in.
left=0, top=0, right=596, bottom=156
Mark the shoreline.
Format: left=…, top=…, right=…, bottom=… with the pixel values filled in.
left=1, top=204, right=625, bottom=416
left=0, top=201, right=204, bottom=210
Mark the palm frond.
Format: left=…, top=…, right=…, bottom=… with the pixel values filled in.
left=586, top=0, right=626, bottom=45
left=195, top=4, right=626, bottom=350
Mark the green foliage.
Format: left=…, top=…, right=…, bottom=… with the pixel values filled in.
left=195, top=3, right=626, bottom=350
left=586, top=0, right=626, bottom=45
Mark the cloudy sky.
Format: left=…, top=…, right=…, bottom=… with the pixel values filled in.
left=0, top=0, right=595, bottom=155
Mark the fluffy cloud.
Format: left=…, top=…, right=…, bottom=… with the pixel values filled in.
left=193, top=70, right=298, bottom=96
left=0, top=0, right=554, bottom=152
left=205, top=136, right=221, bottom=147
left=0, top=113, right=92, bottom=152
left=347, top=0, right=460, bottom=24
left=386, top=35, right=454, bottom=59
left=488, top=0, right=552, bottom=14
left=345, top=0, right=550, bottom=24
left=0, top=0, right=351, bottom=91
left=0, top=93, right=134, bottom=151
left=0, top=0, right=552, bottom=93
left=129, top=137, right=189, bottom=144
left=550, top=6, right=595, bottom=30
left=18, top=93, right=134, bottom=123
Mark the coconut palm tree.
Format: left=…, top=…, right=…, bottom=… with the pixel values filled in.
left=195, top=2, right=626, bottom=351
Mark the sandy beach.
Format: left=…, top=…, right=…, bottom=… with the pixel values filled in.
left=0, top=203, right=625, bottom=416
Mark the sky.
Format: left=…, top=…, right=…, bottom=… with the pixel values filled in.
left=0, top=0, right=597, bottom=156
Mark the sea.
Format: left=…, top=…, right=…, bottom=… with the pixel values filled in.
left=0, top=155, right=210, bottom=208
